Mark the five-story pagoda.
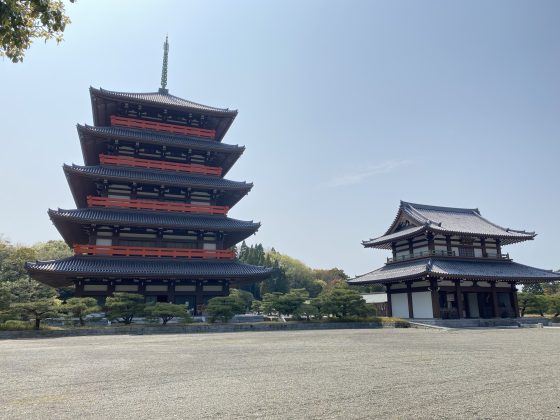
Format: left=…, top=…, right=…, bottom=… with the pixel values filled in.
left=26, top=38, right=271, bottom=312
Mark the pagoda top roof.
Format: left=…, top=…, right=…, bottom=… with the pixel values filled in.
left=348, top=257, right=560, bottom=285
left=363, top=201, right=536, bottom=248
left=26, top=257, right=272, bottom=288
left=90, top=87, right=238, bottom=116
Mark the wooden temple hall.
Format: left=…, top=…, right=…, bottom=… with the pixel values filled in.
left=349, top=201, right=560, bottom=319
left=26, top=37, right=271, bottom=312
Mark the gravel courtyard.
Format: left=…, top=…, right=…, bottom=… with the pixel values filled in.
left=1, top=328, right=559, bottom=419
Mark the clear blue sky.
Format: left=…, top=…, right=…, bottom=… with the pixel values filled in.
left=1, top=0, right=559, bottom=277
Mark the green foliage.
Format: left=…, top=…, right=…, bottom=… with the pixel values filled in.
left=0, top=278, right=57, bottom=303
left=518, top=292, right=548, bottom=316
left=206, top=295, right=245, bottom=323
left=10, top=299, right=60, bottom=329
left=32, top=240, right=72, bottom=261
left=523, top=284, right=544, bottom=295
left=105, top=293, right=145, bottom=324
left=548, top=295, right=560, bottom=317
left=543, top=282, right=560, bottom=295
left=229, top=288, right=254, bottom=312
left=64, top=297, right=100, bottom=326
left=0, top=0, right=74, bottom=63
left=0, top=320, right=34, bottom=331
left=251, top=299, right=262, bottom=313
left=145, top=303, right=190, bottom=325
left=293, top=302, right=319, bottom=321
left=315, top=288, right=370, bottom=319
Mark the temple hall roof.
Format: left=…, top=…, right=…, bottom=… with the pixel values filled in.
left=26, top=257, right=273, bottom=288
left=348, top=258, right=560, bottom=285
left=363, top=201, right=536, bottom=248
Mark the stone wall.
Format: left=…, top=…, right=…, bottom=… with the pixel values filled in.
left=0, top=321, right=408, bottom=340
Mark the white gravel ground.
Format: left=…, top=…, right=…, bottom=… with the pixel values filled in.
left=1, top=328, right=559, bottom=419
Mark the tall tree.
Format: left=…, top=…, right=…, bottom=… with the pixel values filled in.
left=0, top=0, right=74, bottom=62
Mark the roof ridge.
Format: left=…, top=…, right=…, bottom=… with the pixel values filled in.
left=403, top=201, right=480, bottom=214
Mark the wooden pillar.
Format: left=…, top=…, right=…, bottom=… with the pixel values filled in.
left=408, top=238, right=414, bottom=256
left=480, top=237, right=487, bottom=258
left=455, top=280, right=463, bottom=319
left=168, top=281, right=175, bottom=304
left=496, top=239, right=502, bottom=256
left=427, top=231, right=435, bottom=254
left=138, top=280, right=146, bottom=296
left=224, top=281, right=230, bottom=296
left=445, top=235, right=452, bottom=255
left=491, top=282, right=500, bottom=318
left=107, top=280, right=115, bottom=296
left=406, top=281, right=414, bottom=319
left=195, top=280, right=204, bottom=315
left=385, top=284, right=392, bottom=317
left=75, top=280, right=84, bottom=297
left=391, top=242, right=397, bottom=260
left=511, top=283, right=520, bottom=317
left=429, top=278, right=440, bottom=319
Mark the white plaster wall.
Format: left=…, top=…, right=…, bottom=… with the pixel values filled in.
left=391, top=293, right=409, bottom=318
left=411, top=291, right=433, bottom=318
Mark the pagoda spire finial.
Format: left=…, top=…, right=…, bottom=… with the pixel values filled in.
left=159, top=35, right=169, bottom=94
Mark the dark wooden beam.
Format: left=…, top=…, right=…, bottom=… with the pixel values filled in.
left=430, top=278, right=440, bottom=319
left=511, top=283, right=520, bottom=317
left=455, top=280, right=463, bottom=319
left=491, top=282, right=500, bottom=318
left=385, top=284, right=392, bottom=317
left=406, top=281, right=414, bottom=318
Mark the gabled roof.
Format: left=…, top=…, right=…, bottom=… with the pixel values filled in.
left=26, top=257, right=272, bottom=288
left=348, top=258, right=560, bottom=285
left=49, top=208, right=259, bottom=248
left=363, top=201, right=536, bottom=248
left=90, top=87, right=238, bottom=116
left=77, top=125, right=244, bottom=176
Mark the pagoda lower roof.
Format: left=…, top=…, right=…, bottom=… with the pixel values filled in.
left=64, top=164, right=252, bottom=208
left=49, top=208, right=260, bottom=248
left=26, top=257, right=272, bottom=288
left=348, top=258, right=560, bottom=285
left=78, top=125, right=244, bottom=154
left=65, top=164, right=250, bottom=190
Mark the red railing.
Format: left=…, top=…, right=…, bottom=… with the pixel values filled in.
left=110, top=115, right=216, bottom=139
left=87, top=196, right=229, bottom=215
left=74, top=244, right=235, bottom=259
left=99, top=154, right=222, bottom=176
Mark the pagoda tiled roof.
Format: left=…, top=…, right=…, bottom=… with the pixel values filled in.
left=348, top=258, right=560, bottom=285
left=49, top=208, right=259, bottom=247
left=364, top=201, right=536, bottom=248
left=90, top=87, right=238, bottom=116
left=78, top=124, right=245, bottom=153
left=49, top=208, right=259, bottom=231
left=64, top=164, right=252, bottom=190
left=26, top=257, right=272, bottom=287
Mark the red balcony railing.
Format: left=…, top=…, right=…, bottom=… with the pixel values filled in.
left=87, top=196, right=229, bottom=215
left=74, top=244, right=235, bottom=259
left=99, top=154, right=222, bottom=176
left=110, top=115, right=216, bottom=139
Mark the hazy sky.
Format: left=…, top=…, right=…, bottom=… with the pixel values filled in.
left=1, top=0, right=559, bottom=276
